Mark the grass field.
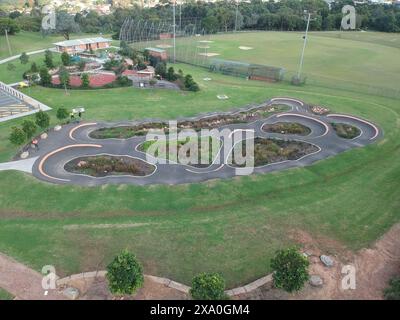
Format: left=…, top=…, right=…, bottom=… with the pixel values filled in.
left=0, top=31, right=399, bottom=288
left=0, top=31, right=115, bottom=59
left=0, top=288, right=13, bottom=300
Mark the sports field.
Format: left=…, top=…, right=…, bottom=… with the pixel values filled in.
left=0, top=31, right=399, bottom=287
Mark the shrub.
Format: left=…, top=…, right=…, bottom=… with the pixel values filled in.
left=19, top=52, right=29, bottom=64
left=116, top=75, right=131, bottom=87
left=56, top=107, right=69, bottom=121
left=30, top=62, right=38, bottom=73
left=270, top=247, right=309, bottom=293
left=149, top=79, right=157, bottom=86
left=9, top=126, right=26, bottom=145
left=81, top=73, right=90, bottom=88
left=384, top=277, right=400, bottom=300
left=61, top=51, right=71, bottom=66
left=77, top=60, right=86, bottom=71
left=21, top=120, right=37, bottom=138
left=44, top=49, right=54, bottom=69
left=7, top=63, right=15, bottom=71
left=106, top=249, right=144, bottom=295
left=155, top=62, right=167, bottom=78
left=35, top=110, right=50, bottom=130
left=190, top=273, right=227, bottom=300
left=184, top=74, right=200, bottom=92
left=39, top=66, right=51, bottom=86
left=166, top=66, right=178, bottom=81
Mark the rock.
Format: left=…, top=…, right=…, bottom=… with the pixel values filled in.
left=54, top=125, right=62, bottom=131
left=320, top=255, right=334, bottom=267
left=63, top=287, right=80, bottom=300
left=40, top=133, right=48, bottom=139
left=310, top=275, right=323, bottom=287
left=20, top=151, right=29, bottom=159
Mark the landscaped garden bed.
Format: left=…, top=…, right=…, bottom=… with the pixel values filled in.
left=331, top=122, right=361, bottom=139
left=262, top=122, right=311, bottom=136
left=64, top=155, right=155, bottom=177
left=138, top=136, right=220, bottom=168
left=89, top=104, right=290, bottom=139
left=231, top=137, right=319, bottom=167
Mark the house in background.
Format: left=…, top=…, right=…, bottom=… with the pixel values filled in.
left=145, top=47, right=168, bottom=61
left=54, top=37, right=112, bottom=54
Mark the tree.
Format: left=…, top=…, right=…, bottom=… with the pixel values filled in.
left=0, top=17, right=20, bottom=35
left=19, top=52, right=29, bottom=65
left=21, top=120, right=37, bottom=139
left=55, top=11, right=80, bottom=40
left=190, top=273, right=227, bottom=300
left=35, top=110, right=50, bottom=130
left=155, top=62, right=167, bottom=78
left=30, top=62, right=38, bottom=73
left=39, top=66, right=52, bottom=86
left=270, top=247, right=309, bottom=293
left=166, top=67, right=177, bottom=81
left=56, top=107, right=69, bottom=121
left=7, top=63, right=15, bottom=71
left=106, top=249, right=144, bottom=295
left=384, top=277, right=400, bottom=300
left=81, top=73, right=90, bottom=88
left=184, top=74, right=200, bottom=92
left=59, top=66, right=70, bottom=93
left=44, top=49, right=54, bottom=69
left=9, top=127, right=26, bottom=145
left=61, top=52, right=71, bottom=66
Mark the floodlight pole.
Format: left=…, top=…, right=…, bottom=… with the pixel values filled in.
left=235, top=1, right=239, bottom=32
left=173, top=0, right=176, bottom=63
left=179, top=0, right=182, bottom=31
left=5, top=28, right=12, bottom=56
left=297, top=12, right=311, bottom=80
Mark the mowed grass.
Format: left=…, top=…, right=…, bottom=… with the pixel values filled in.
left=0, top=31, right=115, bottom=59
left=0, top=288, right=13, bottom=300
left=144, top=31, right=400, bottom=94
left=0, top=32, right=399, bottom=287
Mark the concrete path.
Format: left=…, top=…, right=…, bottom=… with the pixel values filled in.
left=0, top=252, right=64, bottom=300
left=0, top=48, right=53, bottom=65
left=0, top=157, right=38, bottom=173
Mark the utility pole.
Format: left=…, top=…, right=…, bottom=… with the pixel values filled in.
left=5, top=28, right=12, bottom=56
left=235, top=0, right=239, bottom=32
left=173, top=0, right=176, bottom=63
left=297, top=12, right=311, bottom=80
left=179, top=0, right=182, bottom=31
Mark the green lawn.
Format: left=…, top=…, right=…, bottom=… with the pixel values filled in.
left=0, top=288, right=13, bottom=300
left=0, top=31, right=115, bottom=59
left=0, top=32, right=399, bottom=288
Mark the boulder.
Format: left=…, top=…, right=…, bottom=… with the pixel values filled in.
left=20, top=151, right=29, bottom=159
left=63, top=287, right=80, bottom=300
left=54, top=125, right=62, bottom=131
left=320, top=255, right=334, bottom=267
left=309, top=275, right=323, bottom=287
left=40, top=133, right=48, bottom=139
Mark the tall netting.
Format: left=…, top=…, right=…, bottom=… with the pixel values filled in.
left=209, top=59, right=285, bottom=82
left=119, top=18, right=285, bottom=82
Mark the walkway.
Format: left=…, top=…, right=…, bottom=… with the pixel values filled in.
left=0, top=252, right=64, bottom=300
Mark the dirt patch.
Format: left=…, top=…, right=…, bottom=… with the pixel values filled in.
left=63, top=223, right=152, bottom=230
left=234, top=224, right=400, bottom=300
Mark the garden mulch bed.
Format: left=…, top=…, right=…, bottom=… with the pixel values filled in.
left=331, top=122, right=361, bottom=139
left=64, top=155, right=154, bottom=177
left=89, top=104, right=290, bottom=139
left=262, top=122, right=311, bottom=136
left=232, top=137, right=319, bottom=167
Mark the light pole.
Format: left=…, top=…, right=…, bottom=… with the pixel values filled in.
left=297, top=12, right=311, bottom=80
left=235, top=0, right=239, bottom=32
left=5, top=28, right=12, bottom=56
left=173, top=0, right=176, bottom=63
